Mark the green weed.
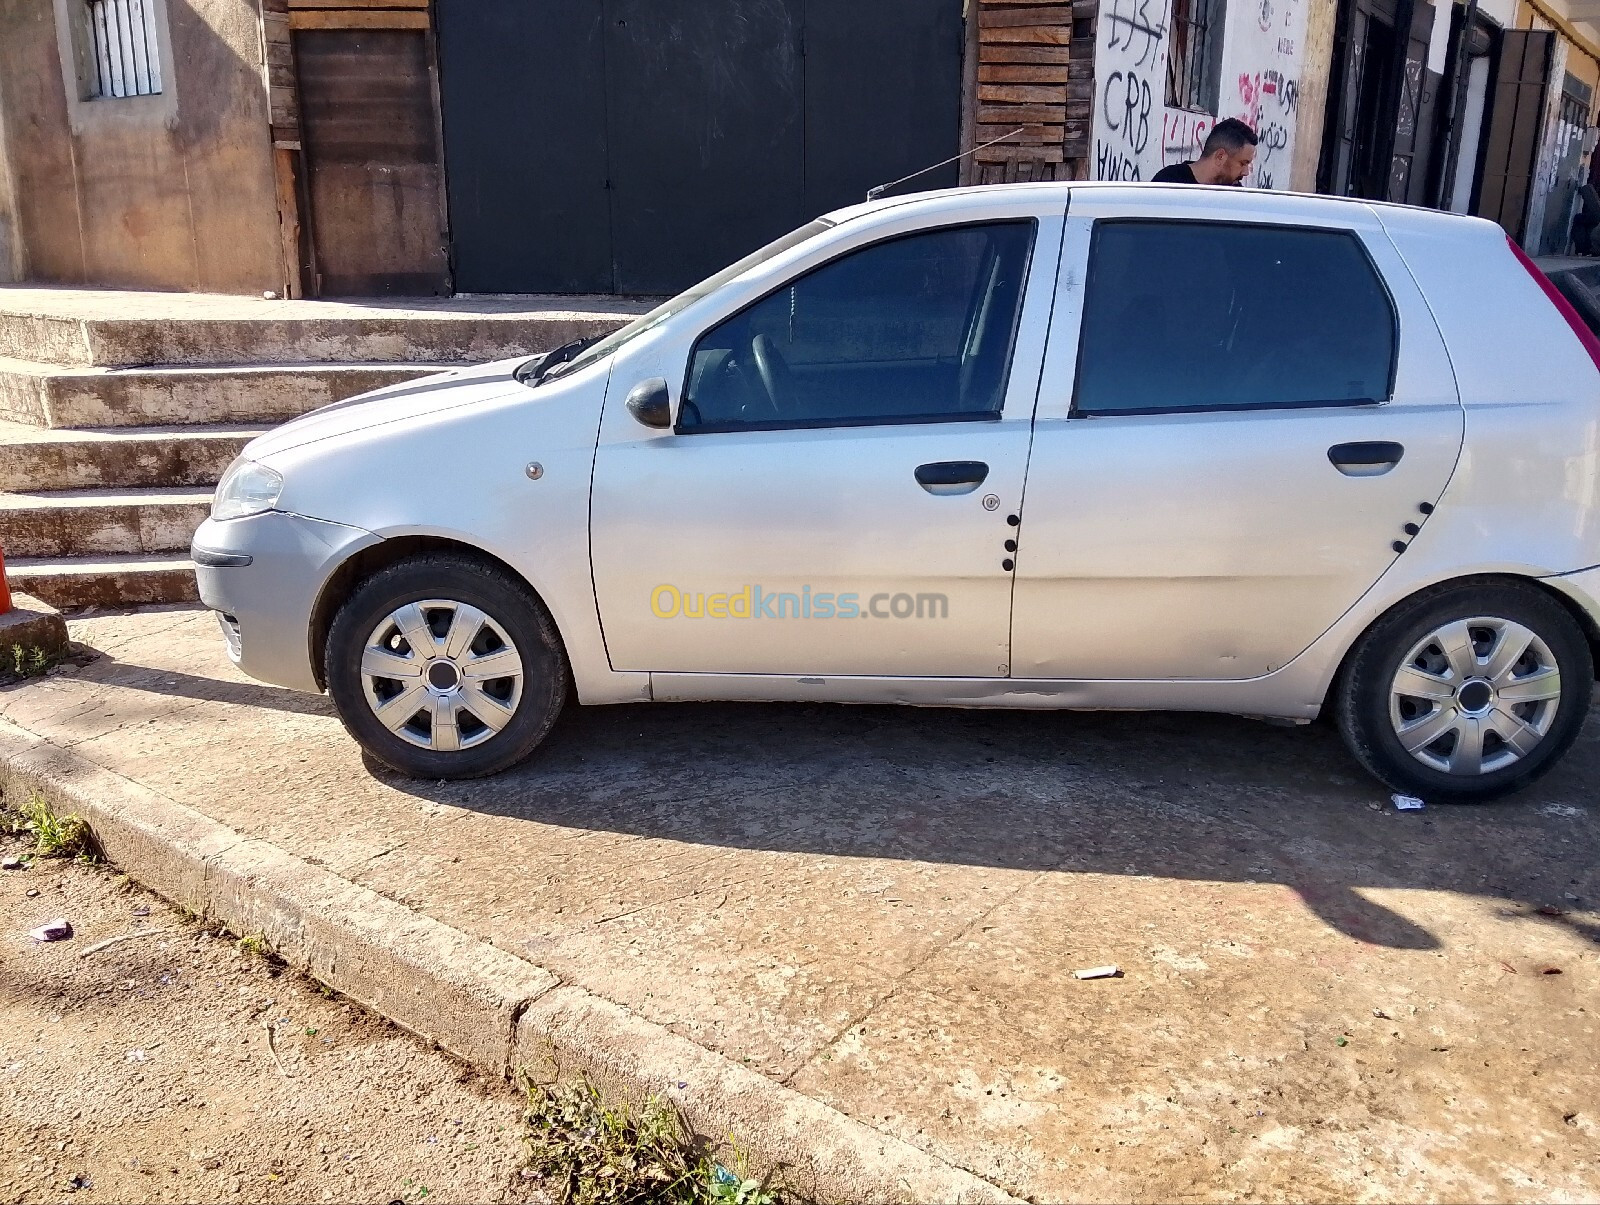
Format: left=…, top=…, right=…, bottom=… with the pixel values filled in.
left=236, top=933, right=269, bottom=958
left=521, top=1076, right=785, bottom=1205
left=7, top=644, right=59, bottom=681
left=8, top=792, right=92, bottom=860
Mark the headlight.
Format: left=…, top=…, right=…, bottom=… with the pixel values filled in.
left=211, top=458, right=284, bottom=521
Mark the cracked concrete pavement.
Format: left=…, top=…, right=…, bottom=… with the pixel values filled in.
left=2, top=604, right=1598, bottom=1202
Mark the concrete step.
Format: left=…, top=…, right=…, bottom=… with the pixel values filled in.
left=0, top=357, right=444, bottom=428
left=0, top=287, right=647, bottom=367
left=6, top=553, right=198, bottom=609
left=0, top=422, right=262, bottom=492
left=0, top=488, right=211, bottom=558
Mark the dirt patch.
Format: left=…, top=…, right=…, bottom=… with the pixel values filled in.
left=0, top=837, right=546, bottom=1205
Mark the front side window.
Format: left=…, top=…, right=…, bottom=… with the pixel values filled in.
left=679, top=221, right=1035, bottom=432
left=1075, top=221, right=1397, bottom=415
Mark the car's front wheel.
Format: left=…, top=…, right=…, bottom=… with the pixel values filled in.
left=1336, top=580, right=1593, bottom=803
left=326, top=553, right=569, bottom=779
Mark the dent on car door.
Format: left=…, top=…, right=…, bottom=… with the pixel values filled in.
left=590, top=215, right=1060, bottom=677
left=1013, top=213, right=1464, bottom=681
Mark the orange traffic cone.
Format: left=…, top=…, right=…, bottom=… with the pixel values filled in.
left=0, top=544, right=11, bottom=615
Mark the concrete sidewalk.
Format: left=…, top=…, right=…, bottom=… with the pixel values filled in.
left=3, top=606, right=1598, bottom=1202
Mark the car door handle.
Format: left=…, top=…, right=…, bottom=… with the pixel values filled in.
left=1328, top=441, right=1405, bottom=476
left=914, top=461, right=990, bottom=495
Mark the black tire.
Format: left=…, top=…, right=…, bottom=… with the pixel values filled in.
left=326, top=553, right=569, bottom=779
left=1336, top=580, right=1594, bottom=803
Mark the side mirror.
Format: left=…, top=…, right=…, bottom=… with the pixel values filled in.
left=625, top=378, right=672, bottom=429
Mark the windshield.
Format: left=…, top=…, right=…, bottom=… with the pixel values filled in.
left=544, top=218, right=835, bottom=381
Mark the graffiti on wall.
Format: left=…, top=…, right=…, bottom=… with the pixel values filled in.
left=1217, top=0, right=1307, bottom=188
left=1095, top=0, right=1305, bottom=186
left=1162, top=108, right=1214, bottom=165
left=1093, top=0, right=1172, bottom=181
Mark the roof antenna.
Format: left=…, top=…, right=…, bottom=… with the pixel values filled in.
left=866, top=127, right=1028, bottom=201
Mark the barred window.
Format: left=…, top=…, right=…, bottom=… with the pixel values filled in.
left=85, top=0, right=163, bottom=98
left=1166, top=0, right=1222, bottom=113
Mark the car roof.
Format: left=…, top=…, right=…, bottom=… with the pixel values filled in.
left=824, top=180, right=1493, bottom=238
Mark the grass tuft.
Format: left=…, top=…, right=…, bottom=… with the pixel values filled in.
left=6, top=792, right=93, bottom=860
left=521, top=1076, right=785, bottom=1205
left=236, top=933, right=270, bottom=958
left=5, top=643, right=62, bottom=683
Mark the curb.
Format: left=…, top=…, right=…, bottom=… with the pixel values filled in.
left=0, top=593, right=70, bottom=659
left=0, top=719, right=1018, bottom=1204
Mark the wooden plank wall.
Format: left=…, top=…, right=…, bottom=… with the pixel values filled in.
left=260, top=0, right=432, bottom=295
left=264, top=0, right=299, bottom=146
left=973, top=0, right=1097, bottom=183
left=262, top=0, right=304, bottom=295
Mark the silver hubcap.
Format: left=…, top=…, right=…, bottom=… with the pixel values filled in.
left=360, top=600, right=524, bottom=752
left=1388, top=617, right=1562, bottom=776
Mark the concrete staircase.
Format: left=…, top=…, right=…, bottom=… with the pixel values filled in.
left=0, top=288, right=644, bottom=608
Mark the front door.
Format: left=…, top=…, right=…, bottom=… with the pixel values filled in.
left=1011, top=192, right=1464, bottom=681
left=590, top=214, right=1061, bottom=677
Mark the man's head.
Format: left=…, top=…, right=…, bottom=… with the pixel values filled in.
left=1194, top=119, right=1258, bottom=185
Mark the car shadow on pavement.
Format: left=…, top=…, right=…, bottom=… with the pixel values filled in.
left=381, top=697, right=1600, bottom=953
left=67, top=655, right=337, bottom=718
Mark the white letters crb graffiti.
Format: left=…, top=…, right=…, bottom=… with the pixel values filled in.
left=1104, top=69, right=1155, bottom=158
left=1093, top=0, right=1171, bottom=181
left=1096, top=0, right=1303, bottom=187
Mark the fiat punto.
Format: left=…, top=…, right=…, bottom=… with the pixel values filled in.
left=193, top=183, right=1600, bottom=803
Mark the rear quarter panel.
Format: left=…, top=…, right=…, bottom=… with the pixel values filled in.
left=1374, top=207, right=1600, bottom=584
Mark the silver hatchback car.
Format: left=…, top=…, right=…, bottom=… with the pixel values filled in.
left=194, top=183, right=1600, bottom=803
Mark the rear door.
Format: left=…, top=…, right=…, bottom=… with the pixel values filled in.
left=1011, top=189, right=1464, bottom=681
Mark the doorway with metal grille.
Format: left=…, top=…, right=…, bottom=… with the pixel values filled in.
left=1475, top=29, right=1555, bottom=244
left=1318, top=0, right=1437, bottom=202
left=1537, top=73, right=1593, bottom=253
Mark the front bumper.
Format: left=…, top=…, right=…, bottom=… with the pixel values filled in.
left=192, top=511, right=379, bottom=694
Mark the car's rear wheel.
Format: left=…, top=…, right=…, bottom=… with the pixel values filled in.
left=1336, top=581, right=1593, bottom=803
left=326, top=553, right=568, bottom=779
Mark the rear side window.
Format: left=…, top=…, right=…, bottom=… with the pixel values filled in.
left=1075, top=221, right=1397, bottom=416
left=680, top=221, right=1035, bottom=432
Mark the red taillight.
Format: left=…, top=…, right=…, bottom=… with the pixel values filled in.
left=1506, top=234, right=1600, bottom=373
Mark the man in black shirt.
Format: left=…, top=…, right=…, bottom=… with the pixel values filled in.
left=1152, top=118, right=1259, bottom=186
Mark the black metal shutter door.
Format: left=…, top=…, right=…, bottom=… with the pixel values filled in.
left=801, top=0, right=963, bottom=219
left=436, top=0, right=612, bottom=293
left=1477, top=29, right=1555, bottom=243
left=602, top=0, right=805, bottom=295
